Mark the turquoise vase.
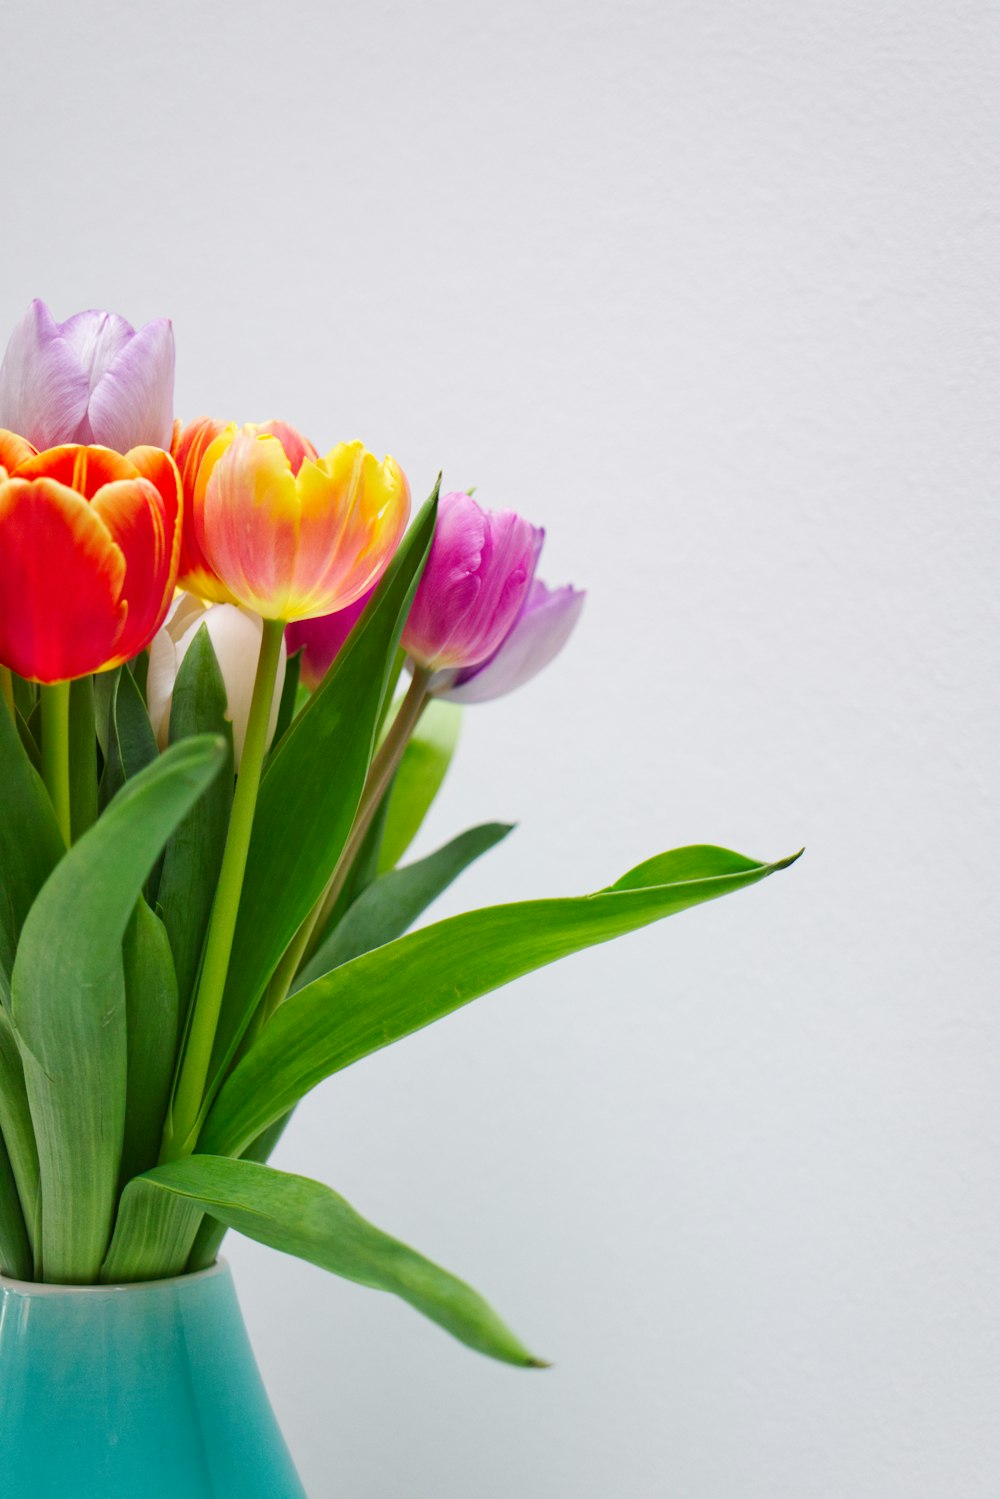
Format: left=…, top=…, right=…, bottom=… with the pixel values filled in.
left=0, top=1260, right=306, bottom=1497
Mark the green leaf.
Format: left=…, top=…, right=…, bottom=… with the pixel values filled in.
left=0, top=1127, right=30, bottom=1280
left=202, top=846, right=802, bottom=1160
left=296, top=822, right=513, bottom=990
left=186, top=1110, right=294, bottom=1272
left=0, top=1001, right=40, bottom=1265
left=120, top=900, right=179, bottom=1187
left=102, top=1156, right=544, bottom=1367
left=98, top=662, right=159, bottom=808
left=0, top=699, right=64, bottom=984
left=205, top=490, right=439, bottom=1091
left=155, top=628, right=234, bottom=1019
left=11, top=735, right=227, bottom=1282
left=270, top=646, right=302, bottom=752
left=378, top=699, right=461, bottom=872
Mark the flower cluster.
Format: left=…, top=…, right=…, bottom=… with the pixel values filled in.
left=0, top=299, right=583, bottom=735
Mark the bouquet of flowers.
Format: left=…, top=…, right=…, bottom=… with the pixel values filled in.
left=0, top=300, right=798, bottom=1366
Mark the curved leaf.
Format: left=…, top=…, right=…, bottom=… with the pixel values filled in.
left=201, top=845, right=802, bottom=1160
left=12, top=735, right=227, bottom=1282
left=102, top=1156, right=545, bottom=1368
left=296, top=821, right=513, bottom=989
left=0, top=699, right=63, bottom=982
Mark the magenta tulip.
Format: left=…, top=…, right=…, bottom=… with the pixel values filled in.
left=0, top=299, right=175, bottom=452
left=402, top=491, right=541, bottom=674
left=285, top=587, right=374, bottom=690
left=441, top=577, right=585, bottom=704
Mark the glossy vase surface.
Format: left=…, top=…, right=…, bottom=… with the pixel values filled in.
left=0, top=1259, right=306, bottom=1498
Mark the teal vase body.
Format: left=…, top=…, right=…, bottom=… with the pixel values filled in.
left=0, top=1260, right=306, bottom=1497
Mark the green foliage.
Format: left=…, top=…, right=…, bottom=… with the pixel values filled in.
left=202, top=845, right=800, bottom=1161
left=155, top=628, right=234, bottom=1018
left=378, top=699, right=461, bottom=873
left=296, top=821, right=513, bottom=989
left=11, top=736, right=227, bottom=1282
left=203, top=489, right=439, bottom=1093
left=103, top=1156, right=544, bottom=1367
left=121, top=901, right=179, bottom=1188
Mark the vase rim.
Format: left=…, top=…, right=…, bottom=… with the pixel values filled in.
left=0, top=1257, right=230, bottom=1296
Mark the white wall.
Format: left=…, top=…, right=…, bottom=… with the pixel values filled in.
left=3, top=1, right=999, bottom=1493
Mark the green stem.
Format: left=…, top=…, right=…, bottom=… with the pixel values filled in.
left=40, top=681, right=72, bottom=846
left=162, top=618, right=285, bottom=1161
left=0, top=667, right=13, bottom=719
left=301, top=666, right=431, bottom=967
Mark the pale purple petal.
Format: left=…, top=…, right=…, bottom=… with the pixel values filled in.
left=0, top=299, right=89, bottom=448
left=286, top=587, right=374, bottom=689
left=59, top=309, right=135, bottom=383
left=442, top=579, right=585, bottom=704
left=87, top=318, right=175, bottom=450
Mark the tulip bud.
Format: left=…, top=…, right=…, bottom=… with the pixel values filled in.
left=402, top=492, right=542, bottom=675
left=147, top=594, right=288, bottom=766
left=441, top=578, right=585, bottom=704
left=0, top=300, right=174, bottom=452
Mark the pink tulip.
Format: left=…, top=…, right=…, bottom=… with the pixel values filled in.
left=402, top=492, right=541, bottom=674
left=0, top=299, right=175, bottom=452
left=285, top=587, right=374, bottom=689
left=441, top=577, right=585, bottom=704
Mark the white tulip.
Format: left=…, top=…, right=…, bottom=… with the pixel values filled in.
left=147, top=594, right=287, bottom=767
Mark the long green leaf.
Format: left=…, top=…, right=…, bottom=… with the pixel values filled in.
left=202, top=846, right=801, bottom=1159
left=0, top=1127, right=30, bottom=1280
left=205, top=490, right=439, bottom=1090
left=296, top=822, right=513, bottom=990
left=98, top=662, right=159, bottom=808
left=378, top=699, right=461, bottom=872
left=0, top=1001, right=39, bottom=1263
left=0, top=699, right=64, bottom=982
left=155, top=628, right=234, bottom=1018
left=120, top=900, right=179, bottom=1187
left=102, top=1156, right=544, bottom=1367
left=12, top=735, right=227, bottom=1282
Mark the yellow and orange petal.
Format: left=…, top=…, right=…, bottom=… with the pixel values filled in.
left=173, top=417, right=318, bottom=603
left=198, top=431, right=410, bottom=622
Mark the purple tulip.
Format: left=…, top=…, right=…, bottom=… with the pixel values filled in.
left=403, top=491, right=541, bottom=674
left=0, top=299, right=175, bottom=452
left=441, top=577, right=585, bottom=704
left=285, top=587, right=374, bottom=690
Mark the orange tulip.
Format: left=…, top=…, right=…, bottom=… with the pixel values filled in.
left=194, top=426, right=410, bottom=622
left=0, top=436, right=182, bottom=682
left=172, top=417, right=319, bottom=604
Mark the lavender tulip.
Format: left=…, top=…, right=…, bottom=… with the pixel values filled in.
left=0, top=298, right=175, bottom=451
left=402, top=491, right=541, bottom=675
left=441, top=577, right=585, bottom=704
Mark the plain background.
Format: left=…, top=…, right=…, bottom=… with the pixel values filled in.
left=3, top=1, right=999, bottom=1494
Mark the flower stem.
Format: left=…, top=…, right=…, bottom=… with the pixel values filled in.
left=301, top=666, right=432, bottom=967
left=0, top=667, right=14, bottom=719
left=40, top=681, right=72, bottom=846
left=162, top=618, right=285, bottom=1161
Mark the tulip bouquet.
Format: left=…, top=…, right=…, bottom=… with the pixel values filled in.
left=0, top=300, right=799, bottom=1367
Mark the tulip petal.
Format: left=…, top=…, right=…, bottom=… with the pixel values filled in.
left=256, top=420, right=318, bottom=476
left=201, top=431, right=301, bottom=618
left=15, top=443, right=137, bottom=498
left=0, top=300, right=90, bottom=450
left=286, top=587, right=374, bottom=689
left=87, top=318, right=175, bottom=451
left=173, top=417, right=239, bottom=603
left=0, top=477, right=126, bottom=682
left=443, top=580, right=585, bottom=704
left=59, top=309, right=135, bottom=382
left=91, top=478, right=174, bottom=664
left=0, top=429, right=37, bottom=470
